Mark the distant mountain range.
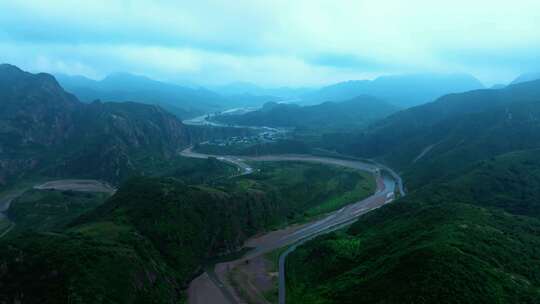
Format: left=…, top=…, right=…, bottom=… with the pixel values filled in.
left=511, top=72, right=540, bottom=85
left=57, top=72, right=488, bottom=120
left=213, top=96, right=398, bottom=130
left=57, top=73, right=289, bottom=119
left=299, top=73, right=485, bottom=107
left=56, top=73, right=229, bottom=119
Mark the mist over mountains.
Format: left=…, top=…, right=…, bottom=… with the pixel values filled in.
left=300, top=73, right=484, bottom=107
left=2, top=0, right=540, bottom=302
left=56, top=71, right=489, bottom=121
left=214, top=96, right=399, bottom=130
left=56, top=73, right=228, bottom=119
left=511, top=72, right=540, bottom=85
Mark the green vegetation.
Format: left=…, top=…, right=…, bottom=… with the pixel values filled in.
left=414, top=149, right=540, bottom=217
left=7, top=64, right=540, bottom=304
left=285, top=149, right=540, bottom=304
left=323, top=80, right=540, bottom=187
left=7, top=190, right=110, bottom=233
left=282, top=81, right=540, bottom=304
left=0, top=223, right=183, bottom=304
left=0, top=177, right=264, bottom=303
left=0, top=217, right=11, bottom=234
left=287, top=202, right=540, bottom=304
left=141, top=155, right=237, bottom=184
left=194, top=139, right=311, bottom=156
left=0, top=158, right=375, bottom=303
left=0, top=65, right=193, bottom=191
left=214, top=97, right=397, bottom=132
left=232, top=161, right=375, bottom=224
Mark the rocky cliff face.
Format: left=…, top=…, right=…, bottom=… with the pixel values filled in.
left=0, top=65, right=79, bottom=149
left=0, top=64, right=190, bottom=186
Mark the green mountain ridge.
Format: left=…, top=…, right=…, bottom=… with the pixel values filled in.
left=284, top=79, right=540, bottom=304
left=325, top=79, right=540, bottom=187
left=286, top=148, right=540, bottom=304
left=214, top=95, right=398, bottom=131
left=0, top=64, right=191, bottom=188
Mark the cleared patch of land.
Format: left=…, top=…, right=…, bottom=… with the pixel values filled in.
left=33, top=179, right=115, bottom=193
left=229, top=256, right=275, bottom=304
left=188, top=273, right=230, bottom=304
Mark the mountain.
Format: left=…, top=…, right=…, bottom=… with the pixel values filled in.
left=490, top=84, right=506, bottom=89
left=324, top=79, right=540, bottom=186
left=0, top=156, right=376, bottom=303
left=511, top=72, right=540, bottom=85
left=0, top=177, right=263, bottom=303
left=213, top=95, right=399, bottom=131
left=301, top=73, right=484, bottom=108
left=211, top=81, right=314, bottom=100
left=0, top=64, right=191, bottom=187
left=56, top=73, right=229, bottom=119
left=283, top=77, right=540, bottom=304
left=286, top=148, right=540, bottom=303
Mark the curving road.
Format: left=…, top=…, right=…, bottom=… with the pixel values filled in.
left=181, top=147, right=404, bottom=304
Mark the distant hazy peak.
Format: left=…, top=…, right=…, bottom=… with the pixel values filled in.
left=0, top=63, right=23, bottom=72
left=302, top=72, right=484, bottom=108
left=490, top=84, right=506, bottom=89
left=103, top=72, right=153, bottom=82
left=511, top=72, right=540, bottom=85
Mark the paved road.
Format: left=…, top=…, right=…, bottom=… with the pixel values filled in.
left=181, top=147, right=404, bottom=304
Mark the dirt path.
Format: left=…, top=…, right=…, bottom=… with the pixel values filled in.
left=188, top=273, right=231, bottom=304
left=34, top=179, right=116, bottom=193
left=0, top=179, right=116, bottom=239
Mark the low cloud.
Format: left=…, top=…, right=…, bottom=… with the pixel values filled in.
left=1, top=0, right=539, bottom=86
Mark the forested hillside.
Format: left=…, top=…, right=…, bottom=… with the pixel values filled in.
left=286, top=149, right=540, bottom=304
left=0, top=65, right=191, bottom=188
left=214, top=96, right=398, bottom=131
left=0, top=159, right=374, bottom=303
left=323, top=80, right=540, bottom=187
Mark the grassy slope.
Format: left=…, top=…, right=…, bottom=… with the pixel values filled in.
left=286, top=149, right=540, bottom=304
left=7, top=190, right=110, bottom=233
left=233, top=161, right=375, bottom=224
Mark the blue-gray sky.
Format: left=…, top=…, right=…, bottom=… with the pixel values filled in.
left=1, top=0, right=539, bottom=86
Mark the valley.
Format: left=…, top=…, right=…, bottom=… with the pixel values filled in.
left=2, top=53, right=540, bottom=304
left=180, top=148, right=403, bottom=304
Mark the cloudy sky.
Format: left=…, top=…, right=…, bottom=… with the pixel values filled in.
left=1, top=0, right=539, bottom=87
